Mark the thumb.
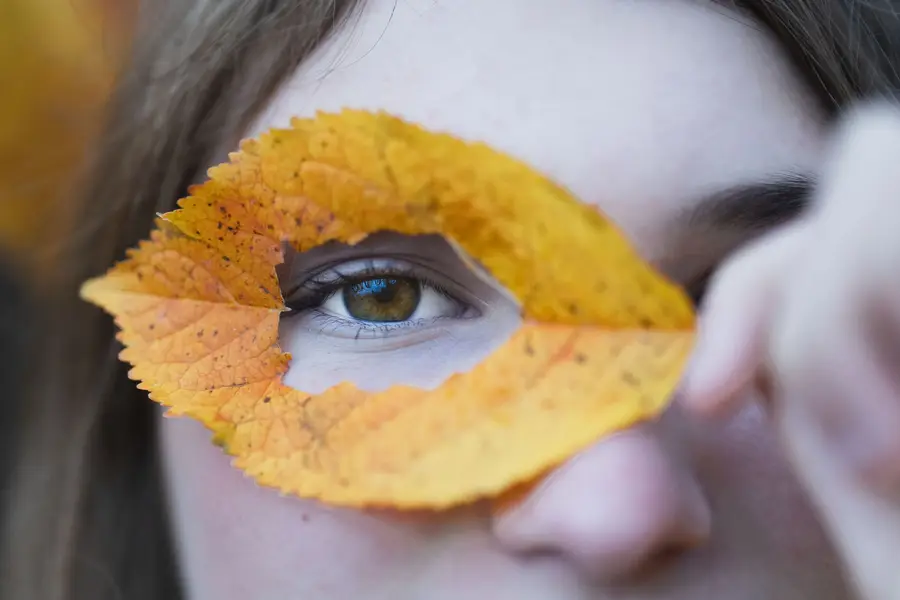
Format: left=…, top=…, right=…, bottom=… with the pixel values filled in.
left=679, top=222, right=809, bottom=417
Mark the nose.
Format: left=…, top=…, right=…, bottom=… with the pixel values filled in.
left=492, top=423, right=711, bottom=582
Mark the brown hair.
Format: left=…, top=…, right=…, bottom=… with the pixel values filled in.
left=1, top=1, right=899, bottom=599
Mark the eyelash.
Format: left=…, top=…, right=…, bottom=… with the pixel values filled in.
left=687, top=268, right=714, bottom=309
left=282, top=261, right=470, bottom=336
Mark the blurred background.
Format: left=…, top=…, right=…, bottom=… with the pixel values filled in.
left=0, top=0, right=137, bottom=483
left=1, top=0, right=135, bottom=273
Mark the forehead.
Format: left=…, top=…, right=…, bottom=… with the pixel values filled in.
left=249, top=0, right=824, bottom=260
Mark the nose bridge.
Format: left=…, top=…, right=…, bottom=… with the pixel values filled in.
left=492, top=423, right=711, bottom=582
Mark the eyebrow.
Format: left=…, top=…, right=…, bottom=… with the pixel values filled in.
left=685, top=173, right=815, bottom=232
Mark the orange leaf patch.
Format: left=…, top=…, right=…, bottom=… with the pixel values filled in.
left=81, top=109, right=695, bottom=509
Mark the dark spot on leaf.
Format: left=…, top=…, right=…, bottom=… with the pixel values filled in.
left=575, top=353, right=586, bottom=364
left=621, top=371, right=639, bottom=386
left=263, top=397, right=271, bottom=403
left=524, top=342, right=534, bottom=356
left=148, top=324, right=155, bottom=330
left=222, top=256, right=231, bottom=262
left=219, top=206, right=227, bottom=214
left=639, top=317, right=653, bottom=328
left=196, top=330, right=204, bottom=338
left=567, top=303, right=578, bottom=315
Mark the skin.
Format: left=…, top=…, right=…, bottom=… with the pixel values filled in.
left=157, top=0, right=900, bottom=598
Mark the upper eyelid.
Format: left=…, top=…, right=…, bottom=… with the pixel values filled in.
left=282, top=256, right=482, bottom=306
left=311, top=258, right=414, bottom=284
left=302, top=310, right=464, bottom=341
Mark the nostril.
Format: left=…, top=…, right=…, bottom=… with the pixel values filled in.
left=646, top=543, right=688, bottom=569
left=491, top=429, right=713, bottom=582
left=608, top=544, right=688, bottom=584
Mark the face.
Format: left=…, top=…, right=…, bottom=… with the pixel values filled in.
left=158, top=1, right=852, bottom=598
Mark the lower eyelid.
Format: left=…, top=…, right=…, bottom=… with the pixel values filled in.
left=306, top=311, right=446, bottom=340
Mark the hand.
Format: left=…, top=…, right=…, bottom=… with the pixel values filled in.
left=680, top=101, right=900, bottom=600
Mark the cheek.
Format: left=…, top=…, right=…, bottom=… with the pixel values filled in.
left=694, top=401, right=838, bottom=561
left=278, top=303, right=521, bottom=394
left=158, top=415, right=422, bottom=599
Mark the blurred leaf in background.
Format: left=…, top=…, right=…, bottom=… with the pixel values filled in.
left=0, top=0, right=135, bottom=272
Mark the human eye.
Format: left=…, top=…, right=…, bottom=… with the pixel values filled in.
left=282, top=257, right=479, bottom=340
left=276, top=234, right=520, bottom=392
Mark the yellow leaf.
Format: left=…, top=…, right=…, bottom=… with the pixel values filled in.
left=81, top=109, right=696, bottom=509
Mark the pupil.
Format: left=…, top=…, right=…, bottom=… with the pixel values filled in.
left=343, top=277, right=420, bottom=322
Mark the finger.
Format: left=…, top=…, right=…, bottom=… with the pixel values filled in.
left=764, top=104, right=900, bottom=600
left=770, top=100, right=900, bottom=498
left=678, top=222, right=809, bottom=417
left=781, top=375, right=900, bottom=600
left=772, top=312, right=900, bottom=498
left=774, top=313, right=900, bottom=600
left=825, top=102, right=900, bottom=313
left=814, top=101, right=900, bottom=255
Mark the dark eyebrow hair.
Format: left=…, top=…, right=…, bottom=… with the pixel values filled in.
left=685, top=173, right=815, bottom=232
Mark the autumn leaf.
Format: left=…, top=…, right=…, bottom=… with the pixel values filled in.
left=81, top=109, right=696, bottom=509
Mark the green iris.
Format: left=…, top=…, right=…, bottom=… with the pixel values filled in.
left=342, top=277, right=421, bottom=322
